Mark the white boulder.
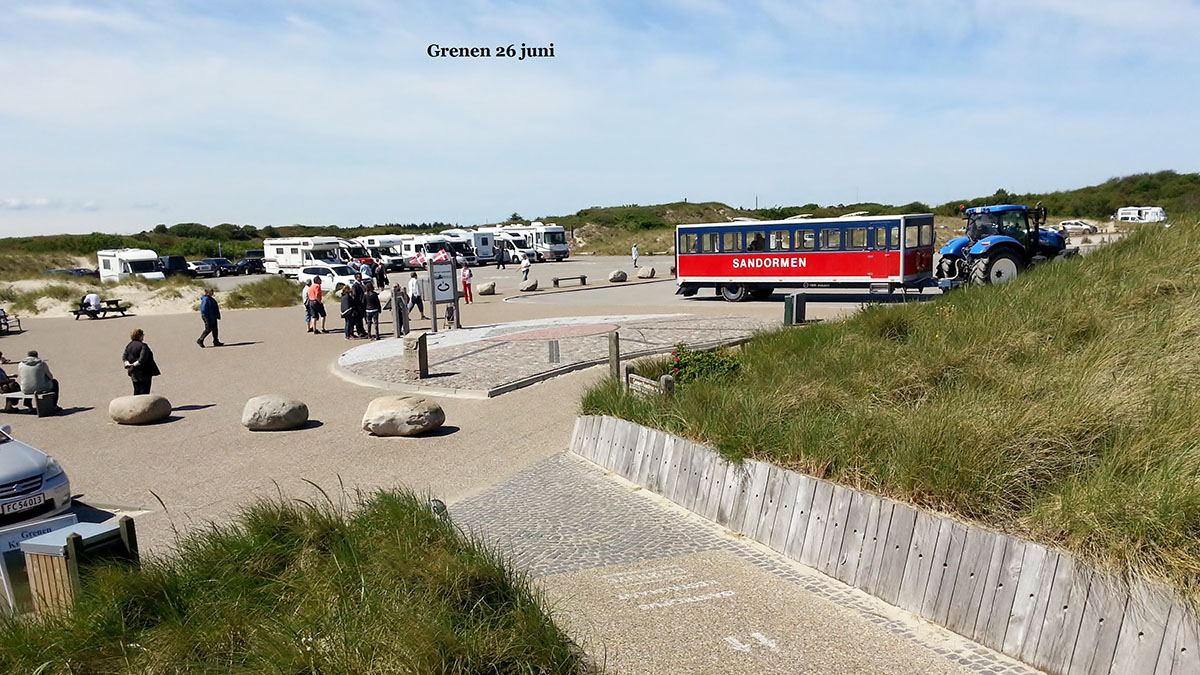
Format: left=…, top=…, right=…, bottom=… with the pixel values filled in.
left=242, top=394, right=309, bottom=431
left=636, top=266, right=656, bottom=279
left=519, top=279, right=539, bottom=292
left=109, top=395, right=172, bottom=425
left=478, top=281, right=497, bottom=295
left=362, top=395, right=446, bottom=437
left=608, top=270, right=628, bottom=282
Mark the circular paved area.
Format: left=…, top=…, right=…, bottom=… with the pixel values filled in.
left=491, top=323, right=618, bottom=341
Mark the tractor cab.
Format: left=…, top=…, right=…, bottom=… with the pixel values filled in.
left=937, top=203, right=1072, bottom=287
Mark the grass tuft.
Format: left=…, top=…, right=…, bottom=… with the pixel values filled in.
left=222, top=276, right=303, bottom=309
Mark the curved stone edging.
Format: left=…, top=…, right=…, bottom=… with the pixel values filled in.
left=569, top=415, right=1199, bottom=675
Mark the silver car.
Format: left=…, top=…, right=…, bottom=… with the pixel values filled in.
left=0, top=425, right=71, bottom=527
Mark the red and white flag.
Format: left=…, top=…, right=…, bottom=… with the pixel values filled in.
left=408, top=252, right=426, bottom=266
left=432, top=249, right=450, bottom=262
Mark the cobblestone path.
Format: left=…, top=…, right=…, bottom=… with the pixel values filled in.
left=453, top=453, right=1039, bottom=674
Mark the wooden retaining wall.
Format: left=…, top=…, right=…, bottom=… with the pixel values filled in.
left=570, top=415, right=1199, bottom=675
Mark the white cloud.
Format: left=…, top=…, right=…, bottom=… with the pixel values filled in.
left=1, top=197, right=61, bottom=210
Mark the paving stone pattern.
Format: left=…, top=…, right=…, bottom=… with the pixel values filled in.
left=452, top=453, right=1038, bottom=675
left=343, top=315, right=770, bottom=392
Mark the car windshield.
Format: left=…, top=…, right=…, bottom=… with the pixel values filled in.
left=424, top=242, right=449, bottom=253
left=545, top=231, right=567, bottom=245
left=128, top=260, right=158, bottom=273
left=343, top=247, right=368, bottom=257
left=450, top=242, right=471, bottom=255
left=509, top=236, right=529, bottom=248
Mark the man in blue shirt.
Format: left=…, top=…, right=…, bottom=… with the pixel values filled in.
left=197, top=288, right=224, bottom=347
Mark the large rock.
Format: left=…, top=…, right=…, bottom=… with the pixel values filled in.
left=478, top=281, right=497, bottom=295
left=519, top=279, right=538, bottom=292
left=109, top=395, right=172, bottom=425
left=636, top=266, right=656, bottom=279
left=242, top=394, right=309, bottom=431
left=608, top=269, right=628, bottom=282
left=362, top=395, right=445, bottom=436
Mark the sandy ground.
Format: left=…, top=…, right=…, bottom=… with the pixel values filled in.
left=0, top=256, right=811, bottom=556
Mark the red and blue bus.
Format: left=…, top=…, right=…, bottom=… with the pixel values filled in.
left=675, top=214, right=937, bottom=301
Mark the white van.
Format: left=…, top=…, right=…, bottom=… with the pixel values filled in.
left=97, top=248, right=165, bottom=282
left=263, top=237, right=341, bottom=277
left=355, top=234, right=409, bottom=271
left=479, top=228, right=538, bottom=264
left=439, top=231, right=479, bottom=266
left=396, top=235, right=453, bottom=268
left=443, top=229, right=495, bottom=265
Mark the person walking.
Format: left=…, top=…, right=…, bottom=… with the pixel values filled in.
left=408, top=272, right=427, bottom=320
left=461, top=264, right=473, bottom=304
left=197, top=288, right=223, bottom=347
left=495, top=246, right=507, bottom=269
left=631, top=243, right=639, bottom=268
left=519, top=252, right=531, bottom=281
left=374, top=263, right=389, bottom=291
left=17, top=350, right=59, bottom=411
left=307, top=277, right=327, bottom=334
left=363, top=281, right=382, bottom=339
left=340, top=286, right=357, bottom=339
left=123, top=329, right=160, bottom=395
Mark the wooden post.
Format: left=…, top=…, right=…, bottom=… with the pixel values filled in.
left=608, top=331, right=620, bottom=380
left=548, top=340, right=560, bottom=363
left=392, top=284, right=410, bottom=337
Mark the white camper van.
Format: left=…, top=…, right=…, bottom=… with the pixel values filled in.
left=479, top=227, right=538, bottom=264
left=443, top=229, right=495, bottom=265
left=263, top=237, right=341, bottom=277
left=395, top=235, right=453, bottom=268
left=97, top=249, right=165, bottom=282
left=355, top=234, right=409, bottom=271
left=506, top=222, right=569, bottom=261
left=439, top=231, right=479, bottom=266
left=1115, top=206, right=1167, bottom=223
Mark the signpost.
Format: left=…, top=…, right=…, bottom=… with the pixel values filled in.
left=427, top=256, right=460, bottom=333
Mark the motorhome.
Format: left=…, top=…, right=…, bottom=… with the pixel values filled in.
left=1115, top=206, right=1167, bottom=223
left=443, top=229, right=496, bottom=264
left=395, top=234, right=453, bottom=268
left=505, top=222, right=570, bottom=261
left=479, top=227, right=538, bottom=264
left=333, top=239, right=375, bottom=268
left=97, top=248, right=165, bottom=282
left=439, top=231, right=479, bottom=266
left=263, top=237, right=341, bottom=277
left=355, top=234, right=409, bottom=271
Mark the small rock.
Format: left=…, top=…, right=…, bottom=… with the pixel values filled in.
left=478, top=281, right=497, bottom=295
left=362, top=395, right=445, bottom=436
left=608, top=269, right=628, bottom=282
left=242, top=394, right=309, bottom=431
left=109, top=395, right=172, bottom=425
left=636, top=266, right=656, bottom=279
left=519, top=279, right=539, bottom=292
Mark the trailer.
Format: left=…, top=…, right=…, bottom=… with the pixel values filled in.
left=97, top=248, right=165, bottom=282
left=263, top=237, right=342, bottom=278
left=675, top=214, right=937, bottom=301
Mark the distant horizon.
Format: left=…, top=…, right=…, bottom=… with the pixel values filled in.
left=4, top=1, right=1198, bottom=237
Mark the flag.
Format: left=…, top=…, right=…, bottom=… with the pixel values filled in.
left=432, top=249, right=450, bottom=262
left=408, top=252, right=426, bottom=266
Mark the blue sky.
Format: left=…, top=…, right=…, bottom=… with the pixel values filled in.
left=2, top=0, right=1197, bottom=236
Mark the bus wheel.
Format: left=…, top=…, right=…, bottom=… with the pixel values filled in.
left=749, top=287, right=773, bottom=300
left=721, top=285, right=748, bottom=302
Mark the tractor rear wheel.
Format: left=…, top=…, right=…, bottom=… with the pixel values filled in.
left=721, top=284, right=748, bottom=302
left=970, top=251, right=1022, bottom=285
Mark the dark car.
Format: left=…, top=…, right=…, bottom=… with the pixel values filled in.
left=200, top=257, right=238, bottom=277
left=234, top=257, right=265, bottom=275
left=45, top=268, right=99, bottom=278
left=243, top=249, right=264, bottom=259
left=157, top=255, right=197, bottom=278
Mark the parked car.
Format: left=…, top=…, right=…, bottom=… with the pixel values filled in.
left=187, top=260, right=216, bottom=277
left=44, top=268, right=98, bottom=278
left=200, top=258, right=238, bottom=277
left=299, top=264, right=357, bottom=294
left=0, top=424, right=71, bottom=527
left=157, top=255, right=197, bottom=278
left=1058, top=220, right=1098, bottom=235
left=235, top=258, right=265, bottom=275
left=242, top=249, right=264, bottom=259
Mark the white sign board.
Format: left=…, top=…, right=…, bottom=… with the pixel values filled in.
left=431, top=262, right=456, bottom=303
left=0, top=514, right=78, bottom=614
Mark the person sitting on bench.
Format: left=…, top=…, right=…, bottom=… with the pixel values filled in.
left=17, top=350, right=59, bottom=411
left=0, top=351, right=18, bottom=411
left=80, top=292, right=102, bottom=319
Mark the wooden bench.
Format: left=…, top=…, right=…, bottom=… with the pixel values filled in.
left=551, top=275, right=587, bottom=288
left=0, top=309, right=21, bottom=334
left=2, top=391, right=58, bottom=417
left=71, top=299, right=130, bottom=320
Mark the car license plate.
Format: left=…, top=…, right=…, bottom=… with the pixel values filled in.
left=2, top=493, right=45, bottom=514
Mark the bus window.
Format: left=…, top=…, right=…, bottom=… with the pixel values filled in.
left=847, top=228, right=868, bottom=249
left=746, top=231, right=766, bottom=251
left=769, top=231, right=791, bottom=251
left=701, top=232, right=719, bottom=253
left=680, top=233, right=698, bottom=253
left=873, top=227, right=888, bottom=250
left=722, top=231, right=742, bottom=252
left=890, top=226, right=899, bottom=249
left=905, top=225, right=920, bottom=248
left=798, top=230, right=815, bottom=251
left=920, top=223, right=934, bottom=246
left=821, top=229, right=842, bottom=250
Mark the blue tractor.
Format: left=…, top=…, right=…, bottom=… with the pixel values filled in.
left=936, top=203, right=1075, bottom=287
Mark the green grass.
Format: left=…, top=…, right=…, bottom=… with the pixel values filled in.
left=0, top=489, right=583, bottom=674
left=584, top=217, right=1200, bottom=600
left=222, top=275, right=303, bottom=309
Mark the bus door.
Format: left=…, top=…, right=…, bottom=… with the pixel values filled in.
left=867, top=225, right=896, bottom=278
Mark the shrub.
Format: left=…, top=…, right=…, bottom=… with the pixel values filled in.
left=669, top=343, right=739, bottom=385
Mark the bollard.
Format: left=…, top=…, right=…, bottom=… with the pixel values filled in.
left=392, top=285, right=410, bottom=337
left=659, top=374, right=675, bottom=394
left=548, top=339, right=560, bottom=364
left=403, top=332, right=429, bottom=378
left=784, top=292, right=807, bottom=325
left=608, top=331, right=620, bottom=380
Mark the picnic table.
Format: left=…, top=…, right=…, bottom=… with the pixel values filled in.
left=72, top=299, right=130, bottom=320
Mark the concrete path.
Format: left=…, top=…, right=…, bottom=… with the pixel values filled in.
left=453, top=453, right=1039, bottom=675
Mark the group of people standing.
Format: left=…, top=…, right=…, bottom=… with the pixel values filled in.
left=339, top=272, right=383, bottom=340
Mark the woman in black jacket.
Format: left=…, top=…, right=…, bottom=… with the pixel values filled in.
left=122, top=328, right=161, bottom=395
